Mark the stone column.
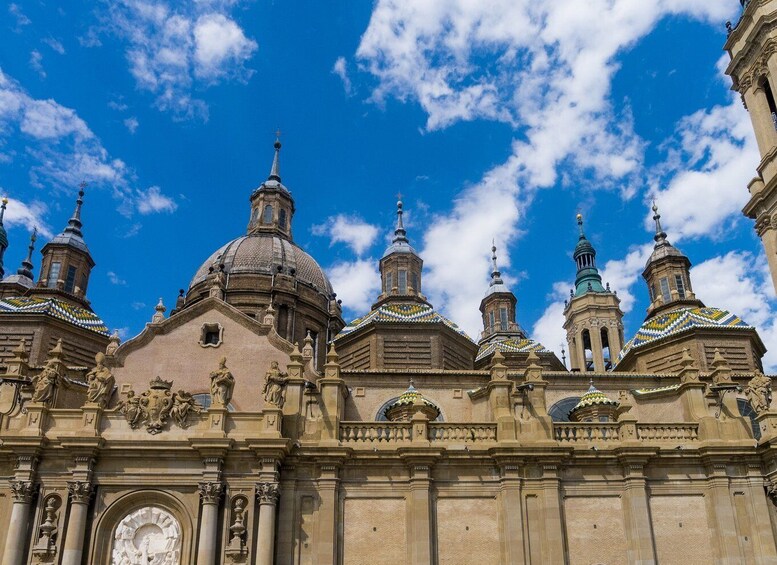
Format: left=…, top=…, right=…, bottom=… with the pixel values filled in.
left=620, top=461, right=657, bottom=564
left=61, top=481, right=94, bottom=565
left=196, top=482, right=223, bottom=565
left=408, top=463, right=433, bottom=565
left=744, top=85, right=777, bottom=157
left=256, top=482, right=280, bottom=565
left=589, top=327, right=605, bottom=373
left=2, top=480, right=36, bottom=565
left=498, top=462, right=526, bottom=565
left=540, top=464, right=565, bottom=564
left=315, top=464, right=340, bottom=565
left=706, top=461, right=742, bottom=563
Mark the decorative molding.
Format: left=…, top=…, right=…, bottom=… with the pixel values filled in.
left=255, top=482, right=280, bottom=505
left=9, top=480, right=36, bottom=503
left=67, top=481, right=94, bottom=505
left=198, top=482, right=224, bottom=504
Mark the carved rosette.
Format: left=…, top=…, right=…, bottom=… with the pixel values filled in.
left=255, top=482, right=280, bottom=506
left=198, top=481, right=224, bottom=505
left=67, top=481, right=94, bottom=505
left=9, top=480, right=36, bottom=503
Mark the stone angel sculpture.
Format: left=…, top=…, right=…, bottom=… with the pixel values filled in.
left=170, top=390, right=203, bottom=428
left=746, top=370, right=772, bottom=415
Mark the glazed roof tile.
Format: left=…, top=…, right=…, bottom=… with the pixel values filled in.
left=335, top=302, right=472, bottom=341
left=618, top=307, right=752, bottom=361
left=475, top=337, right=549, bottom=362
left=0, top=296, right=109, bottom=335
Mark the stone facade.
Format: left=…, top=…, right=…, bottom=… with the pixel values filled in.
left=0, top=14, right=777, bottom=561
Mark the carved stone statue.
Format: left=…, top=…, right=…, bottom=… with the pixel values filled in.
left=262, top=361, right=288, bottom=408
left=119, top=378, right=201, bottom=434
left=31, top=358, right=60, bottom=404
left=746, top=371, right=773, bottom=415
left=85, top=352, right=115, bottom=407
left=118, top=390, right=143, bottom=429
left=210, top=357, right=235, bottom=407
left=170, top=390, right=202, bottom=428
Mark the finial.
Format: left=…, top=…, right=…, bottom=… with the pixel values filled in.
left=268, top=133, right=281, bottom=182
left=489, top=240, right=503, bottom=285
left=392, top=198, right=408, bottom=244
left=576, top=213, right=584, bottom=237
left=0, top=197, right=7, bottom=226
left=64, top=183, right=85, bottom=237
left=651, top=200, right=667, bottom=245
left=17, top=227, right=37, bottom=279
left=152, top=297, right=166, bottom=323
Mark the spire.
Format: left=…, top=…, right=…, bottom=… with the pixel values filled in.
left=490, top=241, right=503, bottom=285
left=393, top=199, right=408, bottom=245
left=268, top=132, right=281, bottom=182
left=572, top=214, right=605, bottom=296
left=651, top=201, right=668, bottom=246
left=17, top=228, right=37, bottom=279
left=63, top=183, right=85, bottom=237
left=0, top=197, right=8, bottom=278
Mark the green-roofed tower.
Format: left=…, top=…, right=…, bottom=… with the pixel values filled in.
left=563, top=214, right=624, bottom=373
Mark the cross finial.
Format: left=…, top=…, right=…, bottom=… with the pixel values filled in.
left=79, top=181, right=87, bottom=190
left=396, top=191, right=403, bottom=202
left=275, top=129, right=281, bottom=140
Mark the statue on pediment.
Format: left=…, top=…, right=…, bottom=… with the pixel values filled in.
left=170, top=390, right=202, bottom=428
left=263, top=361, right=288, bottom=408
left=31, top=359, right=60, bottom=404
left=209, top=357, right=235, bottom=407
left=746, top=371, right=772, bottom=415
left=86, top=352, right=115, bottom=407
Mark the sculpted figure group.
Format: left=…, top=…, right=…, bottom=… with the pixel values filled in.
left=746, top=371, right=773, bottom=415
left=114, top=356, right=289, bottom=433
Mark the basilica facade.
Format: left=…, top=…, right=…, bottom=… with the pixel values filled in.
left=0, top=1, right=776, bottom=564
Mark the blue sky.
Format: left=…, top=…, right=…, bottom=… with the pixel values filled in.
left=1, top=1, right=775, bottom=370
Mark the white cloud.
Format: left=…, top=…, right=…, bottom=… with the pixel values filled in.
left=531, top=282, right=571, bottom=361
left=107, top=270, right=127, bottom=285
left=43, top=38, right=65, bottom=55
left=332, top=56, right=352, bottom=94
left=193, top=13, right=257, bottom=79
left=124, top=116, right=139, bottom=133
left=326, top=259, right=382, bottom=316
left=0, top=68, right=171, bottom=219
left=690, top=251, right=777, bottom=372
left=8, top=4, right=31, bottom=30
left=0, top=196, right=51, bottom=237
left=29, top=51, right=45, bottom=79
left=136, top=186, right=177, bottom=214
left=101, top=0, right=257, bottom=120
left=313, top=214, right=379, bottom=256
left=354, top=1, right=740, bottom=341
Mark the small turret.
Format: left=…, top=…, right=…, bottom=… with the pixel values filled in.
left=375, top=199, right=425, bottom=306
left=247, top=134, right=295, bottom=240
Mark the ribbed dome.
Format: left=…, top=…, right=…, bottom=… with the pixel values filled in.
left=189, top=234, right=334, bottom=296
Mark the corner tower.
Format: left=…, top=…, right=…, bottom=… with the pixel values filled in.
left=726, top=1, right=777, bottom=292
left=374, top=200, right=425, bottom=306
left=563, top=214, right=624, bottom=372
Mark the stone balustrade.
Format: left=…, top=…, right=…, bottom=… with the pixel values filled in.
left=554, top=422, right=700, bottom=443
left=340, top=422, right=413, bottom=443
left=428, top=423, right=497, bottom=443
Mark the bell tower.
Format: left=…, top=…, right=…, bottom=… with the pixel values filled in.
left=562, top=214, right=624, bottom=372
left=726, top=0, right=777, bottom=292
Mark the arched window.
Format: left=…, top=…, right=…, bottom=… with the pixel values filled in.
left=398, top=270, right=407, bottom=294
left=761, top=77, right=777, bottom=130
left=499, top=307, right=509, bottom=331
left=276, top=305, right=289, bottom=339
left=549, top=397, right=581, bottom=422
left=581, top=329, right=593, bottom=371
left=47, top=262, right=61, bottom=288
left=279, top=208, right=287, bottom=229
left=384, top=272, right=393, bottom=293
left=738, top=398, right=760, bottom=439
left=262, top=204, right=273, bottom=224
left=600, top=327, right=611, bottom=370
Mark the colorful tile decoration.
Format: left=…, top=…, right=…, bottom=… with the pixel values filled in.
left=618, top=307, right=752, bottom=361
left=476, top=337, right=549, bottom=362
left=336, top=302, right=472, bottom=341
left=571, top=384, right=619, bottom=411
left=0, top=296, right=109, bottom=335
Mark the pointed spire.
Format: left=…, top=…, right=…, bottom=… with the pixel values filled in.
left=572, top=214, right=605, bottom=296
left=0, top=196, right=7, bottom=227
left=64, top=183, right=85, bottom=237
left=577, top=213, right=585, bottom=238
left=651, top=201, right=668, bottom=246
left=17, top=228, right=37, bottom=279
left=490, top=241, right=504, bottom=286
left=268, top=132, right=281, bottom=182
left=393, top=199, right=408, bottom=244
left=0, top=197, right=8, bottom=278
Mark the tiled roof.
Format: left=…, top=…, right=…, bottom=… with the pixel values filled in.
left=618, top=307, right=752, bottom=361
left=570, top=384, right=619, bottom=414
left=476, top=337, right=549, bottom=362
left=0, top=296, right=109, bottom=335
left=335, top=302, right=472, bottom=341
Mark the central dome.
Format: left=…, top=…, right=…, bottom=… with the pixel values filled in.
left=189, top=234, right=334, bottom=296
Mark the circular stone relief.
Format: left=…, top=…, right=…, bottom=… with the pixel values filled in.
left=111, top=506, right=181, bottom=565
